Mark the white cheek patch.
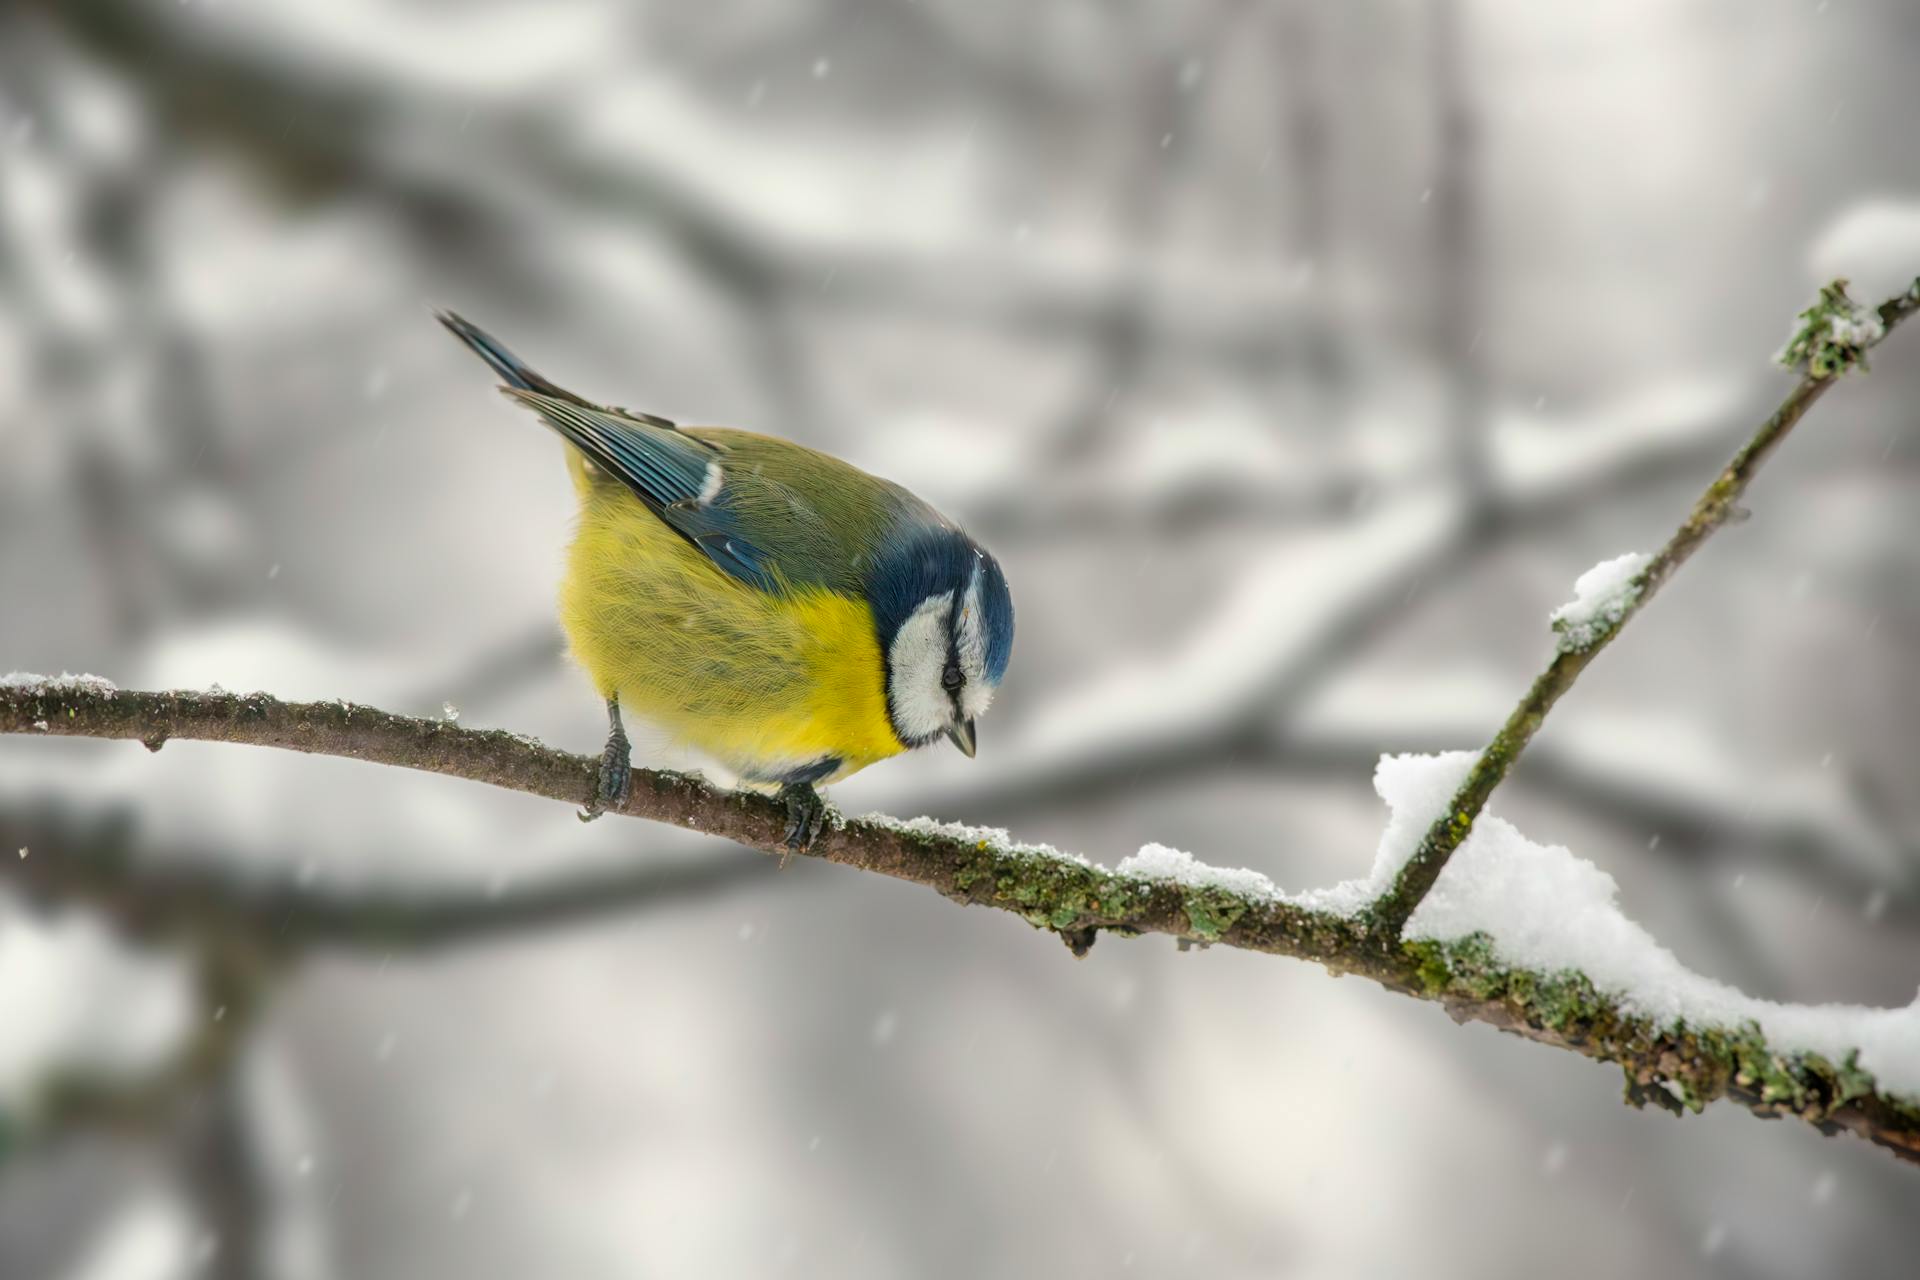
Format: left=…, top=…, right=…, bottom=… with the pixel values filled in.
left=954, top=563, right=995, bottom=719
left=887, top=592, right=954, bottom=743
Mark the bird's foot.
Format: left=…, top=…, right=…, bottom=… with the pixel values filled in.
left=579, top=717, right=633, bottom=822
left=776, top=782, right=829, bottom=863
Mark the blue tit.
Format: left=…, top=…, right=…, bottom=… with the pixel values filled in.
left=437, top=311, right=1014, bottom=848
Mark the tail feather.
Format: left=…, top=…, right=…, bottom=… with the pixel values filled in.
left=434, top=309, right=590, bottom=407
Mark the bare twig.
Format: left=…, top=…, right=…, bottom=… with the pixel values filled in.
left=1366, top=283, right=1920, bottom=938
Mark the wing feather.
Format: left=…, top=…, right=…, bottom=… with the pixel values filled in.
left=502, top=389, right=780, bottom=591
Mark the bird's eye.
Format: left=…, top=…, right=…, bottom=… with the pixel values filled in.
left=941, top=662, right=964, bottom=693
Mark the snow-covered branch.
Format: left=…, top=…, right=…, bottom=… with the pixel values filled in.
left=4, top=279, right=1919, bottom=1170
left=5, top=676, right=1920, bottom=1166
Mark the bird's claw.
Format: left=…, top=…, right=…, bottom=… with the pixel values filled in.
left=578, top=725, right=632, bottom=822
left=777, top=783, right=828, bottom=863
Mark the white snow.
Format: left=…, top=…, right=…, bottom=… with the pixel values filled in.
left=1377, top=753, right=1920, bottom=1097
left=1285, top=749, right=1481, bottom=916
left=950, top=745, right=1920, bottom=1100
left=1549, top=552, right=1650, bottom=652
left=0, top=892, right=194, bottom=1113
left=1116, top=843, right=1279, bottom=900
left=1118, top=751, right=1920, bottom=1097
left=1809, top=201, right=1920, bottom=303
left=863, top=813, right=1086, bottom=867
left=1826, top=307, right=1886, bottom=350
left=1295, top=664, right=1911, bottom=885
left=1, top=670, right=118, bottom=693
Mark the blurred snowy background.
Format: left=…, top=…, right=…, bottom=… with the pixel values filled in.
left=3, top=1, right=1919, bottom=1276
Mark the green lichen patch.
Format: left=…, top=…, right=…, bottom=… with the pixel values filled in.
left=948, top=839, right=1146, bottom=934
left=1396, top=933, right=1912, bottom=1129
left=1179, top=885, right=1251, bottom=941
left=1776, top=280, right=1885, bottom=378
left=884, top=813, right=1298, bottom=949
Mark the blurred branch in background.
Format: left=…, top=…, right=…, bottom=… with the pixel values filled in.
left=0, top=795, right=775, bottom=961
left=0, top=790, right=773, bottom=1211
left=33, top=0, right=1324, bottom=361
left=1425, top=0, right=1493, bottom=524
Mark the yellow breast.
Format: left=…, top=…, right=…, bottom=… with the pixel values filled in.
left=558, top=486, right=904, bottom=782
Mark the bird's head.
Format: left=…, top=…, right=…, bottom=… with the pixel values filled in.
left=867, top=528, right=1013, bottom=758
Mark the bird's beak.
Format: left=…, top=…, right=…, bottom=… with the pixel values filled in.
left=946, top=718, right=977, bottom=758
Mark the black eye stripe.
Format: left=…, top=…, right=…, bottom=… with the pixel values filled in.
left=940, top=661, right=963, bottom=691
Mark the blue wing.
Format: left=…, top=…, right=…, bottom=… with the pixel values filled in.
left=502, top=389, right=777, bottom=590
left=438, top=311, right=776, bottom=585
left=437, top=310, right=676, bottom=429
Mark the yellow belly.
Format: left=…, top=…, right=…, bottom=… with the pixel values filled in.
left=558, top=487, right=904, bottom=783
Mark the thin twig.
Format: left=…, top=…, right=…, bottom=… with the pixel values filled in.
left=1365, top=283, right=1920, bottom=939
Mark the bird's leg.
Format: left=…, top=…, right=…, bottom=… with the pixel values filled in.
left=776, top=781, right=828, bottom=861
left=579, top=697, right=632, bottom=822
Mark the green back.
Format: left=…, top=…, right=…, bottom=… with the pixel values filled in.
left=675, top=428, right=947, bottom=594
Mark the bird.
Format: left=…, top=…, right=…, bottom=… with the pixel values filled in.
left=436, top=310, right=1013, bottom=850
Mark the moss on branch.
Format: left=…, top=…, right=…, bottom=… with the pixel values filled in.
left=5, top=677, right=1919, bottom=1165
left=6, top=282, right=1920, bottom=1167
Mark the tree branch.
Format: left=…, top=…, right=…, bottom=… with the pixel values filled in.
left=1366, top=283, right=1920, bottom=938
left=5, top=282, right=1918, bottom=1169
left=5, top=674, right=1919, bottom=1165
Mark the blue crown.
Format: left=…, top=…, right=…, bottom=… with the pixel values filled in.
left=865, top=526, right=1013, bottom=683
